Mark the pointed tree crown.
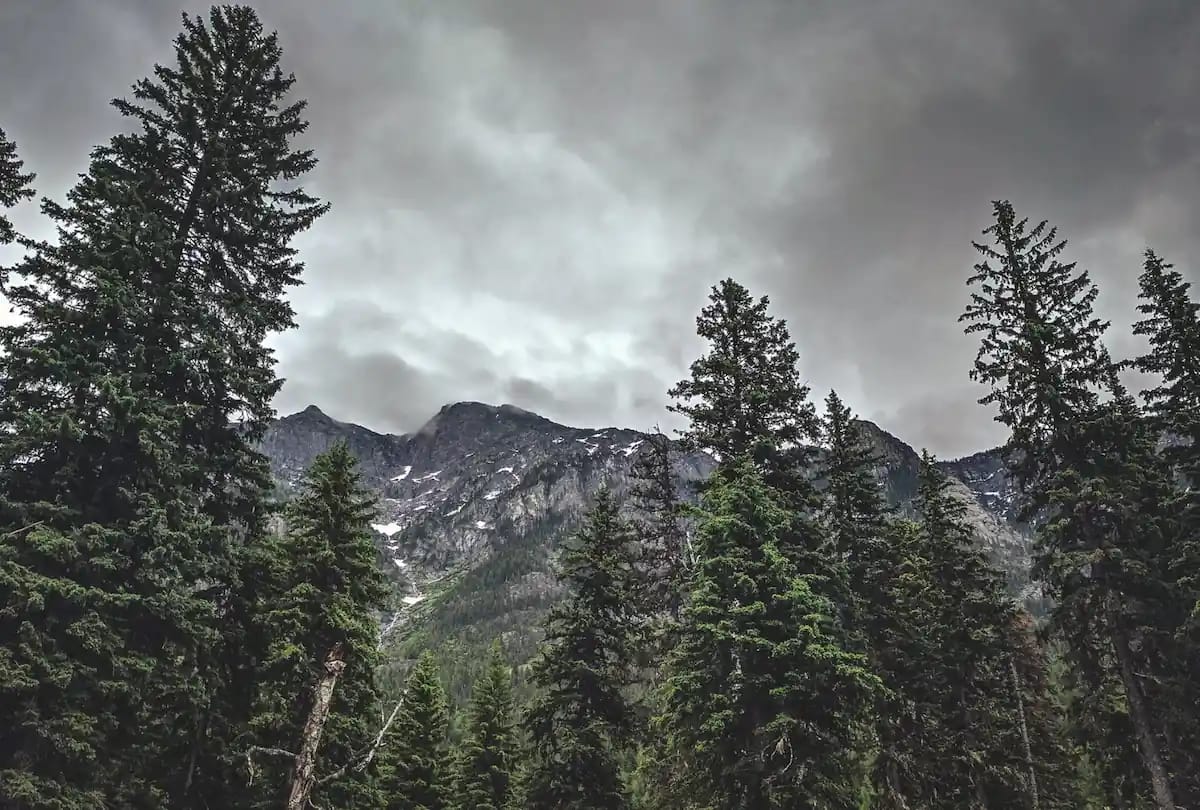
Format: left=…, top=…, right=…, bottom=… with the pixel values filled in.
left=0, top=125, right=35, bottom=248
left=669, top=278, right=817, bottom=487
left=961, top=200, right=1114, bottom=492
left=1130, top=249, right=1200, bottom=452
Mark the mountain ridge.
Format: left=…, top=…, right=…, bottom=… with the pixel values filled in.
left=258, top=400, right=1033, bottom=692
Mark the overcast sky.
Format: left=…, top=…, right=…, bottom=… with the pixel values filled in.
left=2, top=1, right=1198, bottom=457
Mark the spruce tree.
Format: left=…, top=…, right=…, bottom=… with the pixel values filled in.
left=818, top=390, right=892, bottom=633
left=668, top=278, right=819, bottom=503
left=382, top=652, right=452, bottom=810
left=1130, top=249, right=1200, bottom=474
left=914, top=453, right=1028, bottom=806
left=860, top=518, right=943, bottom=810
left=657, top=459, right=878, bottom=809
left=451, top=641, right=517, bottom=810
left=863, top=456, right=1080, bottom=809
left=524, top=489, right=640, bottom=810
left=109, top=5, right=328, bottom=526
left=961, top=201, right=1185, bottom=808
left=629, top=428, right=689, bottom=663
left=817, top=393, right=937, bottom=807
left=1130, top=249, right=1200, bottom=614
left=241, top=443, right=388, bottom=808
left=1127, top=248, right=1200, bottom=804
left=0, top=7, right=325, bottom=806
left=0, top=162, right=220, bottom=808
left=0, top=124, right=35, bottom=250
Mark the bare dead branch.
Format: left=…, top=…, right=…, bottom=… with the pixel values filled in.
left=316, top=698, right=403, bottom=786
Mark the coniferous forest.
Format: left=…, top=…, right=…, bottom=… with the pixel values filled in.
left=1, top=6, right=1199, bottom=810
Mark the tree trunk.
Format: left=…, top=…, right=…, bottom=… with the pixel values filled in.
left=973, top=777, right=991, bottom=810
left=286, top=643, right=347, bottom=810
left=961, top=676, right=990, bottom=810
left=1009, top=658, right=1040, bottom=810
left=1107, top=600, right=1176, bottom=810
left=884, top=751, right=910, bottom=810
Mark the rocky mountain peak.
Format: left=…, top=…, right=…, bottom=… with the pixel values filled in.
left=257, top=401, right=1035, bottom=650
left=417, top=400, right=557, bottom=439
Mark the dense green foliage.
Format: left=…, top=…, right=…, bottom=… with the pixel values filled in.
left=1128, top=249, right=1200, bottom=801
left=0, top=6, right=325, bottom=805
left=2, top=7, right=1198, bottom=809
left=451, top=642, right=517, bottom=810
left=381, top=652, right=453, bottom=810
left=963, top=200, right=1199, bottom=808
left=523, top=489, right=640, bottom=810
left=668, top=278, right=819, bottom=505
left=240, top=442, right=389, bottom=808
left=654, top=460, right=879, bottom=809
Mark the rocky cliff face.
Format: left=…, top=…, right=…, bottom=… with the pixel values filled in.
left=258, top=402, right=1034, bottom=667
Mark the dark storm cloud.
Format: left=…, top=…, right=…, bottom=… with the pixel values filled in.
left=2, top=1, right=1199, bottom=454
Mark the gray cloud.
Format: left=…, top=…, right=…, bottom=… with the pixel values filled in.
left=3, top=0, right=1199, bottom=455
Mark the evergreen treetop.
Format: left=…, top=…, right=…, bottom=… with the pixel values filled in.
left=961, top=201, right=1188, bottom=809
left=34, top=4, right=327, bottom=535
left=1130, top=249, right=1200, bottom=478
left=524, top=488, right=640, bottom=810
left=452, top=641, right=517, bottom=810
left=1124, top=252, right=1200, bottom=803
left=915, top=453, right=1022, bottom=802
left=960, top=199, right=1115, bottom=503
left=383, top=651, right=452, bottom=810
left=629, top=428, right=689, bottom=626
left=668, top=278, right=819, bottom=502
left=241, top=442, right=388, bottom=808
left=0, top=125, right=35, bottom=249
left=818, top=389, right=893, bottom=630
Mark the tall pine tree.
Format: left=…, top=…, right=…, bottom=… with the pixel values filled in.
left=382, top=652, right=452, bottom=810
left=961, top=200, right=1185, bottom=808
left=915, top=453, right=1036, bottom=807
left=818, top=390, right=891, bottom=634
left=817, top=392, right=938, bottom=807
left=657, top=459, right=878, bottom=809
left=0, top=157, right=221, bottom=809
left=451, top=641, right=517, bottom=810
left=524, top=489, right=640, bottom=810
left=1127, top=248, right=1200, bottom=803
left=240, top=442, right=388, bottom=808
left=629, top=429, right=689, bottom=652
left=1130, top=249, right=1200, bottom=476
left=0, top=8, right=326, bottom=805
